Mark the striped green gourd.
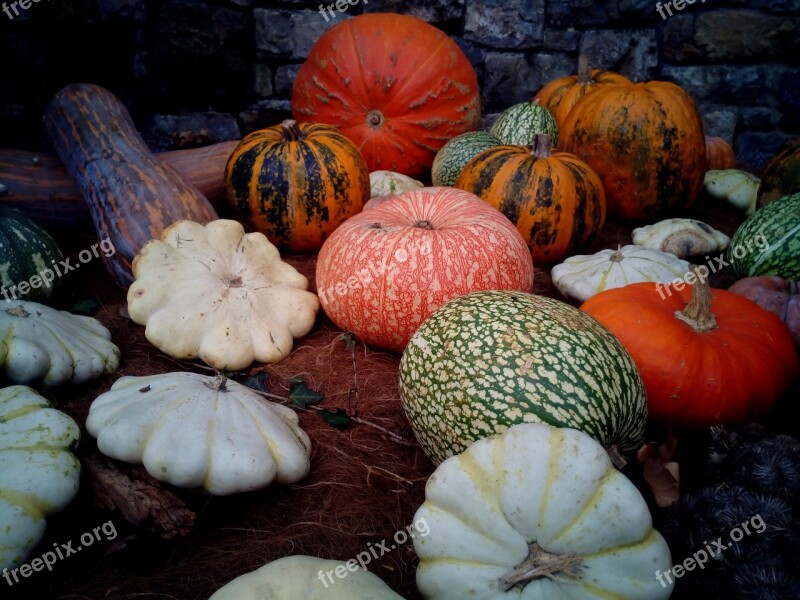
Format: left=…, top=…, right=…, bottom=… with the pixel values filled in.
left=431, top=131, right=501, bottom=187
left=729, top=192, right=800, bottom=280
left=0, top=206, right=64, bottom=302
left=489, top=101, right=559, bottom=147
left=399, top=290, right=647, bottom=465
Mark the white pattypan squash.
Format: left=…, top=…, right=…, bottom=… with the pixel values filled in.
left=551, top=244, right=689, bottom=303
left=209, top=555, right=404, bottom=599
left=0, top=386, right=81, bottom=570
left=0, top=301, right=120, bottom=388
left=369, top=170, right=424, bottom=198
left=704, top=169, right=759, bottom=215
left=632, top=218, right=730, bottom=258
left=127, top=219, right=319, bottom=370
left=86, top=372, right=311, bottom=495
left=413, top=423, right=673, bottom=600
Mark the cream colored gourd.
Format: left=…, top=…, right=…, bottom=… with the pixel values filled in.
left=632, top=218, right=730, bottom=258
left=0, top=386, right=81, bottom=570
left=127, top=219, right=319, bottom=370
left=704, top=169, right=760, bottom=215
left=86, top=372, right=311, bottom=495
left=0, top=301, right=120, bottom=388
left=209, top=555, right=404, bottom=599
left=413, top=423, right=674, bottom=600
left=551, top=244, right=690, bottom=303
left=369, top=170, right=424, bottom=198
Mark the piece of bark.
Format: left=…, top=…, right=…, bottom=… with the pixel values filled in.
left=83, top=450, right=196, bottom=539
left=637, top=430, right=680, bottom=507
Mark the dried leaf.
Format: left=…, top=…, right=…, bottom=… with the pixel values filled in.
left=637, top=431, right=680, bottom=507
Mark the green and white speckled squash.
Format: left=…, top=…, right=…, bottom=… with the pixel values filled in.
left=0, top=385, right=81, bottom=570
left=413, top=423, right=674, bottom=599
left=0, top=206, right=64, bottom=302
left=399, top=290, right=647, bottom=465
left=489, top=101, right=559, bottom=147
left=431, top=131, right=502, bottom=187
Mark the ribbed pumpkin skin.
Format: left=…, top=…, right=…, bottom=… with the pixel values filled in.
left=399, top=290, right=647, bottom=465
left=455, top=141, right=606, bottom=266
left=316, top=187, right=534, bottom=353
left=431, top=131, right=501, bottom=187
left=43, top=84, right=218, bottom=288
left=489, top=102, right=559, bottom=146
left=225, top=121, right=370, bottom=254
left=0, top=207, right=64, bottom=302
left=560, top=81, right=707, bottom=221
left=757, top=140, right=800, bottom=208
left=705, top=136, right=736, bottom=170
left=729, top=192, right=800, bottom=280
left=292, top=13, right=480, bottom=177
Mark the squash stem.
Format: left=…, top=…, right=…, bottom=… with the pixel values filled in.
left=366, top=109, right=385, bottom=129
left=606, top=444, right=627, bottom=469
left=207, top=373, right=229, bottom=392
left=500, top=543, right=584, bottom=591
left=577, top=54, right=591, bottom=85
left=281, top=120, right=306, bottom=142
left=532, top=134, right=552, bottom=159
left=674, top=265, right=718, bottom=332
left=414, top=220, right=434, bottom=230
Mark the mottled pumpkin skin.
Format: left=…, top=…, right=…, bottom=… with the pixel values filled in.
left=455, top=143, right=606, bottom=266
left=225, top=122, right=370, bottom=254
left=560, top=81, right=707, bottom=221
left=757, top=140, right=800, bottom=209
left=705, top=136, right=736, bottom=170
left=291, top=13, right=480, bottom=177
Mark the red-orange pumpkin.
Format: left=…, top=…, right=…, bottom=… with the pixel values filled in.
left=291, top=13, right=480, bottom=178
left=224, top=119, right=370, bottom=253
left=560, top=81, right=707, bottom=221
left=705, top=136, right=735, bottom=170
left=454, top=134, right=606, bottom=266
left=580, top=273, right=799, bottom=426
left=533, top=55, right=631, bottom=131
left=315, top=187, right=534, bottom=352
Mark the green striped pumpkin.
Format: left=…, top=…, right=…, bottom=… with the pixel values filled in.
left=0, top=206, right=63, bottom=302
left=729, top=192, right=800, bottom=280
left=399, top=290, right=647, bottom=465
left=431, top=131, right=501, bottom=187
left=489, top=101, right=559, bottom=147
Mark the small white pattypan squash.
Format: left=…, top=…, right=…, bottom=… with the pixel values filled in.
left=704, top=169, right=760, bottom=215
left=86, top=372, right=311, bottom=495
left=632, top=218, right=730, bottom=258
left=551, top=244, right=690, bottom=303
left=209, top=555, right=404, bottom=599
left=127, top=219, right=319, bottom=370
left=0, top=301, right=120, bottom=388
left=369, top=170, right=424, bottom=198
left=413, top=423, right=673, bottom=600
left=0, top=386, right=81, bottom=570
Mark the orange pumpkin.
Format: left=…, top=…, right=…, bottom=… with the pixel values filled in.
left=455, top=134, right=606, bottom=266
left=224, top=119, right=370, bottom=253
left=291, top=13, right=480, bottom=177
left=580, top=272, right=799, bottom=427
left=315, top=187, right=534, bottom=352
left=533, top=55, right=631, bottom=131
left=757, top=139, right=800, bottom=209
left=560, top=81, right=707, bottom=221
left=705, top=136, right=735, bottom=170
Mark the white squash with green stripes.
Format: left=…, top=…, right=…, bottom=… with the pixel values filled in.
left=413, top=422, right=674, bottom=599
left=0, top=386, right=81, bottom=570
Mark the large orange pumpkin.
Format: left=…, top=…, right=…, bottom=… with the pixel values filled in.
left=291, top=13, right=480, bottom=178
left=580, top=273, right=799, bottom=426
left=224, top=119, right=370, bottom=253
left=559, top=81, right=707, bottom=221
left=455, top=134, right=606, bottom=266
left=705, top=136, right=735, bottom=170
left=533, top=55, right=631, bottom=131
left=315, top=187, right=534, bottom=352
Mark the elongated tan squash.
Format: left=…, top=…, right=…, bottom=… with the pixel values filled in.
left=43, top=84, right=218, bottom=287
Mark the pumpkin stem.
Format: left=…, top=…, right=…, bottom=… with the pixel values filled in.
left=281, top=120, right=306, bottom=142
left=223, top=274, right=243, bottom=288
left=5, top=305, right=30, bottom=318
left=609, top=245, right=624, bottom=262
left=500, top=542, right=584, bottom=591
left=366, top=109, right=385, bottom=129
left=674, top=265, right=718, bottom=332
left=606, top=444, right=627, bottom=469
left=577, top=54, right=592, bottom=85
left=532, top=134, right=552, bottom=159
left=414, top=220, right=434, bottom=230
left=207, top=373, right=229, bottom=392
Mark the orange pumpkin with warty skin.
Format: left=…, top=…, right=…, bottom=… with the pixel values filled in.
left=224, top=119, right=370, bottom=254
left=315, top=187, right=535, bottom=353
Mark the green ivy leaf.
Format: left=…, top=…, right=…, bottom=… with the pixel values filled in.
left=242, top=371, right=269, bottom=393
left=71, top=297, right=101, bottom=315
left=318, top=408, right=351, bottom=429
left=289, top=376, right=324, bottom=408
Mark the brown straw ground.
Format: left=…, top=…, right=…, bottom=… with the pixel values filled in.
left=4, top=193, right=760, bottom=600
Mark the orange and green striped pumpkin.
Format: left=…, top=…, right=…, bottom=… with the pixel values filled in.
left=455, top=134, right=606, bottom=266
left=224, top=120, right=370, bottom=253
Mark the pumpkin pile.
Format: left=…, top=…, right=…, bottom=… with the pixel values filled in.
left=1, top=10, right=799, bottom=600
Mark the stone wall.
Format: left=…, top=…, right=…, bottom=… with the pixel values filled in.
left=0, top=0, right=797, bottom=168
